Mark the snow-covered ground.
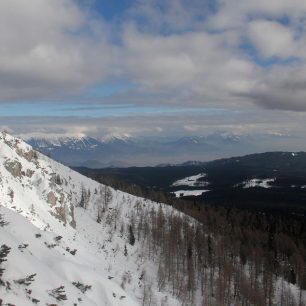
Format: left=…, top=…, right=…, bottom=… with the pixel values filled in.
left=172, top=190, right=210, bottom=197
left=171, top=173, right=209, bottom=187
left=0, top=131, right=181, bottom=306
left=236, top=178, right=276, bottom=188
left=0, top=206, right=142, bottom=306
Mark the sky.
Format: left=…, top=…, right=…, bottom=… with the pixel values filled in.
left=1, top=0, right=306, bottom=151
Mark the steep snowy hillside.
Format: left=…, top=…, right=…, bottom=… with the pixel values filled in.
left=0, top=131, right=180, bottom=306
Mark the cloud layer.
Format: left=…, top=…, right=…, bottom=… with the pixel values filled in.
left=1, top=0, right=306, bottom=146
left=0, top=0, right=117, bottom=100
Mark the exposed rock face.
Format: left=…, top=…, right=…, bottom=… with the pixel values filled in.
left=54, top=205, right=67, bottom=225
left=26, top=169, right=35, bottom=178
left=19, top=149, right=38, bottom=162
left=69, top=204, right=76, bottom=228
left=4, top=160, right=22, bottom=178
left=1, top=131, right=77, bottom=230
left=47, top=191, right=57, bottom=207
left=47, top=192, right=76, bottom=228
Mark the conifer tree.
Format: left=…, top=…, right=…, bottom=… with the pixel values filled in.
left=129, top=225, right=135, bottom=246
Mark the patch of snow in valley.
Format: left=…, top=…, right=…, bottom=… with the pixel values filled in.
left=236, top=178, right=276, bottom=188
left=171, top=173, right=209, bottom=187
left=172, top=190, right=210, bottom=197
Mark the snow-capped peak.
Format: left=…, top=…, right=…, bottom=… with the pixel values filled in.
left=26, top=135, right=101, bottom=151
left=101, top=133, right=132, bottom=143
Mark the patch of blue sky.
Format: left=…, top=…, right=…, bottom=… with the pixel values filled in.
left=65, top=105, right=229, bottom=118
left=0, top=102, right=62, bottom=117
left=275, top=15, right=290, bottom=26
left=240, top=41, right=300, bottom=68
left=90, top=0, right=135, bottom=21
left=247, top=14, right=291, bottom=26
left=86, top=81, right=136, bottom=98
left=0, top=101, right=229, bottom=118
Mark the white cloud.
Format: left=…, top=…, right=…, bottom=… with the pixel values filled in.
left=122, top=26, right=257, bottom=107
left=0, top=0, right=116, bottom=101
left=120, top=0, right=306, bottom=111
left=4, top=107, right=306, bottom=143
left=209, top=0, right=306, bottom=30
left=248, top=20, right=296, bottom=59
left=1, top=0, right=306, bottom=114
left=123, top=27, right=197, bottom=89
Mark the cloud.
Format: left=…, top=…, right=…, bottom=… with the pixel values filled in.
left=3, top=106, right=306, bottom=140
left=0, top=0, right=116, bottom=101
left=121, top=0, right=306, bottom=111
left=244, top=65, right=306, bottom=111
left=248, top=20, right=296, bottom=59
left=127, top=0, right=211, bottom=33
left=209, top=0, right=306, bottom=30
left=122, top=25, right=257, bottom=107
left=1, top=0, right=306, bottom=114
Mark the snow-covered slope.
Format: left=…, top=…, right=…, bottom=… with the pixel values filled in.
left=0, top=207, right=140, bottom=306
left=0, top=131, right=179, bottom=306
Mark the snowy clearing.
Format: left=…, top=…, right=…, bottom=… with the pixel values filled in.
left=171, top=173, right=209, bottom=187
left=235, top=178, right=276, bottom=188
left=172, top=190, right=210, bottom=197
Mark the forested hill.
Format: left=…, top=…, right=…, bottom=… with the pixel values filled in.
left=205, top=151, right=306, bottom=179
left=76, top=151, right=306, bottom=214
left=76, top=151, right=306, bottom=187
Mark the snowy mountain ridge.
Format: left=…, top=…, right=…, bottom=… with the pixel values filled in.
left=26, top=133, right=133, bottom=148
left=100, top=133, right=133, bottom=143
left=0, top=131, right=181, bottom=306
left=27, top=136, right=101, bottom=150
left=24, top=133, right=249, bottom=167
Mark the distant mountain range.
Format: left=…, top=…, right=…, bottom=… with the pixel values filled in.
left=27, top=135, right=135, bottom=168
left=25, top=133, right=279, bottom=167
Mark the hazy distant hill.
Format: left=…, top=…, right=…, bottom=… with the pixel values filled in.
left=26, top=133, right=268, bottom=167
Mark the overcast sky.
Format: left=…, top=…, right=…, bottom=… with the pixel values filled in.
left=1, top=0, right=306, bottom=149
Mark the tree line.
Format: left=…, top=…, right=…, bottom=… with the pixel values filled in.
left=79, top=174, right=306, bottom=305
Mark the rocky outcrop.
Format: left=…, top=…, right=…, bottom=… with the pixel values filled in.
left=17, top=148, right=38, bottom=162
left=47, top=191, right=57, bottom=207
left=26, top=169, right=35, bottom=178
left=4, top=160, right=22, bottom=178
